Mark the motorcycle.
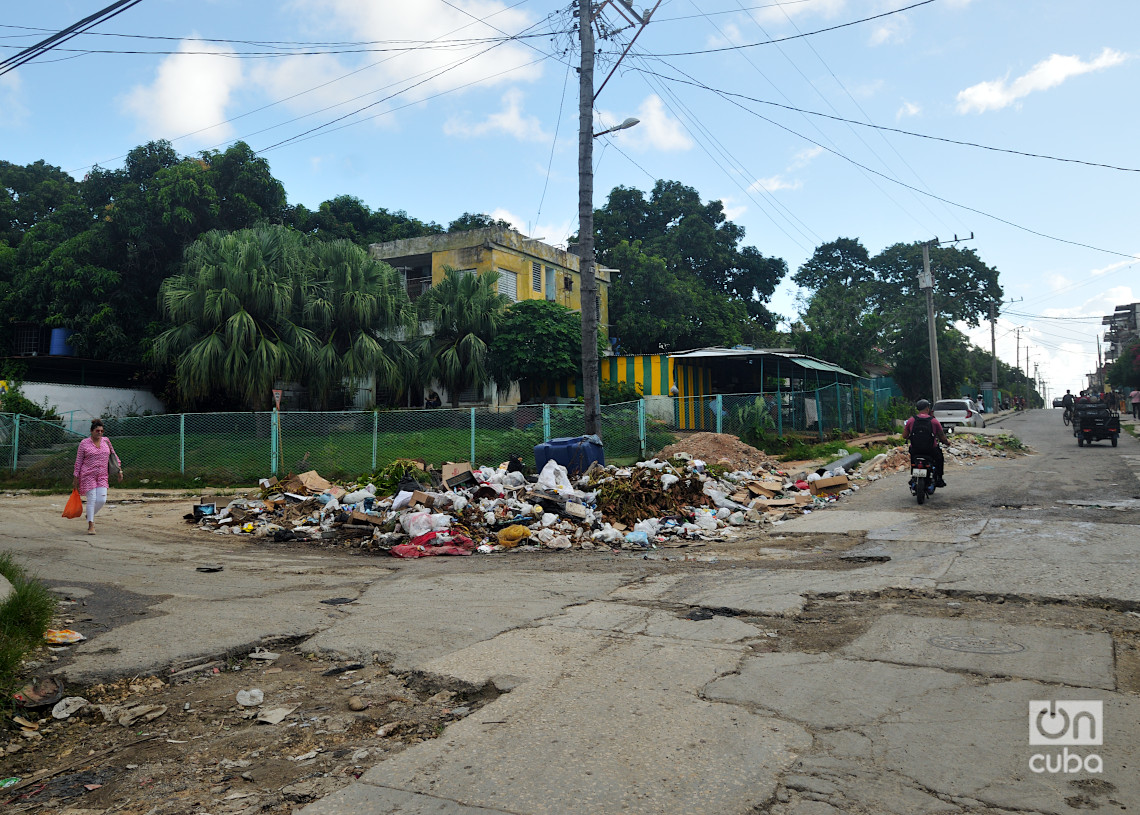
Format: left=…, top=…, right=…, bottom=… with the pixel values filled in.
left=909, top=453, right=937, bottom=505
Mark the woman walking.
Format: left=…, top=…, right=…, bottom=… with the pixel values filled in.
left=73, top=419, right=123, bottom=535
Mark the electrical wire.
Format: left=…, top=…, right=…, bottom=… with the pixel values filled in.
left=534, top=57, right=573, bottom=235
left=629, top=0, right=935, bottom=57
left=630, top=69, right=1140, bottom=174
left=0, top=0, right=145, bottom=77
left=645, top=60, right=1138, bottom=259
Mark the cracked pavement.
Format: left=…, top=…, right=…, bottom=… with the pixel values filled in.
left=1, top=409, right=1137, bottom=813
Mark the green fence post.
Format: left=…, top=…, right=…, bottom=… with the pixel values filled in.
left=637, top=399, right=646, bottom=457
left=714, top=394, right=723, bottom=434
left=776, top=382, right=783, bottom=437
left=270, top=409, right=279, bottom=476
left=371, top=410, right=379, bottom=472
left=11, top=414, right=19, bottom=472
left=816, top=390, right=824, bottom=440
left=470, top=408, right=476, bottom=464
left=874, top=389, right=880, bottom=429
left=179, top=414, right=185, bottom=475
left=543, top=404, right=551, bottom=442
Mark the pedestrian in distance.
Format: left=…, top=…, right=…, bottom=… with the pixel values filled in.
left=1131, top=387, right=1140, bottom=420
left=72, top=419, right=123, bottom=535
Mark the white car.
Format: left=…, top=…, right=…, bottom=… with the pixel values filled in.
left=933, top=399, right=986, bottom=432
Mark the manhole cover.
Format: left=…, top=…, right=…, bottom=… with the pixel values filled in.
left=927, top=635, right=1026, bottom=654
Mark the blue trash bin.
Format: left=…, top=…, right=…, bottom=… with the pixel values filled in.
left=534, top=435, right=605, bottom=475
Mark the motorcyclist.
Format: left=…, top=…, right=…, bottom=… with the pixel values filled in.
left=903, top=399, right=950, bottom=488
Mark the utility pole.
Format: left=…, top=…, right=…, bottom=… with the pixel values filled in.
left=989, top=301, right=997, bottom=409
left=917, top=233, right=972, bottom=404
left=576, top=0, right=657, bottom=438
left=919, top=241, right=941, bottom=404
left=578, top=0, right=600, bottom=437
left=1015, top=328, right=1021, bottom=405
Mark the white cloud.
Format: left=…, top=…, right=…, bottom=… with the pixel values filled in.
left=789, top=146, right=824, bottom=169
left=252, top=1, right=540, bottom=127
left=956, top=48, right=1128, bottom=114
left=121, top=40, right=243, bottom=145
left=746, top=0, right=846, bottom=27
left=0, top=72, right=27, bottom=129
left=869, top=19, right=907, bottom=46
left=749, top=175, right=802, bottom=193
left=1089, top=257, right=1139, bottom=278
left=598, top=95, right=692, bottom=152
left=444, top=89, right=548, bottom=141
left=896, top=101, right=921, bottom=119
left=718, top=197, right=747, bottom=221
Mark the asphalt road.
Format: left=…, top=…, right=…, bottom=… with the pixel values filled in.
left=1, top=408, right=1137, bottom=814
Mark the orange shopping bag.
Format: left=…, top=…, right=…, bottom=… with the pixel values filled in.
left=62, top=489, right=83, bottom=519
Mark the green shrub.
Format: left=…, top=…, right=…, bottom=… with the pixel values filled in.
left=0, top=551, right=58, bottom=706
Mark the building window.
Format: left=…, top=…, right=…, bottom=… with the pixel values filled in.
left=532, top=261, right=542, bottom=291
left=497, top=269, right=518, bottom=302
left=545, top=266, right=556, bottom=301
left=596, top=295, right=601, bottom=321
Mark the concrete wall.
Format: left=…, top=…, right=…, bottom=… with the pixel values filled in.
left=22, top=383, right=165, bottom=429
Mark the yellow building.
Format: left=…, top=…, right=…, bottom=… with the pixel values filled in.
left=369, top=227, right=609, bottom=325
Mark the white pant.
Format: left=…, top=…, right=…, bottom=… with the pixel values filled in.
left=85, top=487, right=108, bottom=523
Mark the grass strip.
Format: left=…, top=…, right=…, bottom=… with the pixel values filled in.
left=0, top=551, right=58, bottom=710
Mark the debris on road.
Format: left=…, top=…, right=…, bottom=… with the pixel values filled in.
left=188, top=439, right=880, bottom=555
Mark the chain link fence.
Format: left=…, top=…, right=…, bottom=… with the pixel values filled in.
left=0, top=385, right=894, bottom=486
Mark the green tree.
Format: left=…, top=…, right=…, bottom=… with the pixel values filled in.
left=288, top=195, right=441, bottom=245
left=1108, top=340, right=1140, bottom=391
left=595, top=180, right=786, bottom=330
left=149, top=227, right=317, bottom=409
left=447, top=212, right=513, bottom=233
left=605, top=240, right=757, bottom=353
left=488, top=300, right=589, bottom=394
left=302, top=240, right=416, bottom=409
left=415, top=267, right=510, bottom=407
left=790, top=238, right=882, bottom=374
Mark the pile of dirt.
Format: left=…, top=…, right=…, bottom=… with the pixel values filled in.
left=0, top=649, right=494, bottom=814
left=654, top=432, right=774, bottom=471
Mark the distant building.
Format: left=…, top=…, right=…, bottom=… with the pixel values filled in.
left=370, top=227, right=612, bottom=405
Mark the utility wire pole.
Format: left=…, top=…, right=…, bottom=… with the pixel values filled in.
left=918, top=233, right=972, bottom=404
left=578, top=0, right=600, bottom=437
left=577, top=0, right=657, bottom=437
left=989, top=301, right=997, bottom=409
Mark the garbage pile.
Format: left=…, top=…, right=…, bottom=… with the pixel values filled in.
left=859, top=433, right=1029, bottom=479
left=191, top=453, right=864, bottom=557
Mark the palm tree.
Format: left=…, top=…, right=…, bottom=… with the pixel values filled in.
left=416, top=266, right=511, bottom=407
left=150, top=226, right=316, bottom=409
left=302, top=240, right=417, bottom=409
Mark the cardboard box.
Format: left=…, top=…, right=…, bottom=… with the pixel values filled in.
left=410, top=490, right=435, bottom=508
left=809, top=475, right=849, bottom=496
left=746, top=480, right=784, bottom=498
left=351, top=509, right=386, bottom=526
left=441, top=462, right=476, bottom=490
left=751, top=498, right=797, bottom=508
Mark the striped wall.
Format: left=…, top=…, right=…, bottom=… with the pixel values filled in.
left=601, top=354, right=672, bottom=396
left=672, top=362, right=713, bottom=429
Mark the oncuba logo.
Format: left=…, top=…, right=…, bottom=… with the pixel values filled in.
left=1029, top=701, right=1103, bottom=774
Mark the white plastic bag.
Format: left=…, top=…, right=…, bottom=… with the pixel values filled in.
left=391, top=490, right=413, bottom=510
left=537, top=460, right=573, bottom=493
left=342, top=485, right=376, bottom=504
left=402, top=511, right=433, bottom=538
left=661, top=473, right=679, bottom=489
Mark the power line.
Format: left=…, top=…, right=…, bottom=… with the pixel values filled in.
left=630, top=0, right=935, bottom=57
left=630, top=69, right=1140, bottom=174
left=647, top=61, right=1138, bottom=260
left=0, top=0, right=145, bottom=77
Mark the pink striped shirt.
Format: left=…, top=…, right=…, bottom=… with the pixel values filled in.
left=74, top=437, right=121, bottom=495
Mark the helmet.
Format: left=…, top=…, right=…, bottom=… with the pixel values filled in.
left=915, top=399, right=931, bottom=412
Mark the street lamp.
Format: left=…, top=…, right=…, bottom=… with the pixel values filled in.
left=593, top=117, right=640, bottom=138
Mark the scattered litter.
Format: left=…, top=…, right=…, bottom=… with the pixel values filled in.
left=13, top=677, right=64, bottom=709
left=322, top=663, right=365, bottom=676
left=44, top=629, right=86, bottom=645
left=51, top=697, right=89, bottom=720
left=247, top=648, right=280, bottom=661
left=319, top=598, right=355, bottom=605
left=236, top=689, right=264, bottom=707
left=195, top=564, right=223, bottom=573
left=256, top=706, right=296, bottom=725
left=0, top=778, right=20, bottom=789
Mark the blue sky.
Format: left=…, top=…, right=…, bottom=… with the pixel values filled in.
left=2, top=0, right=1136, bottom=396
